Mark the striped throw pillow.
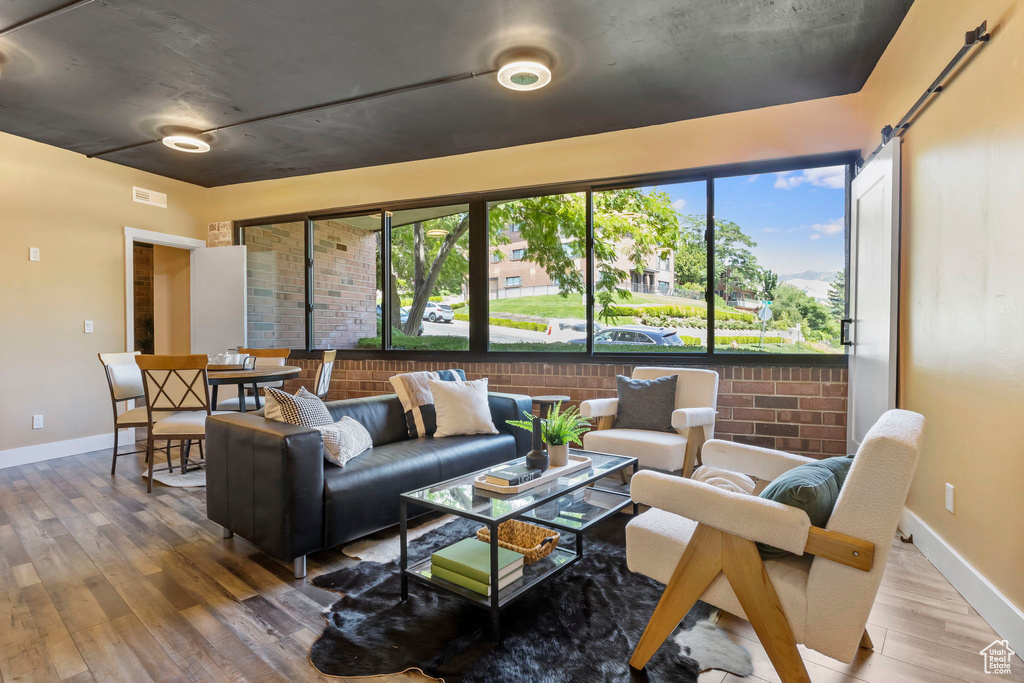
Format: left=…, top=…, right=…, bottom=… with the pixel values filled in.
left=389, top=369, right=466, bottom=437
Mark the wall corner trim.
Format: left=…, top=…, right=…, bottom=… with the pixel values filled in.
left=0, top=433, right=118, bottom=470
left=899, top=507, right=1024, bottom=654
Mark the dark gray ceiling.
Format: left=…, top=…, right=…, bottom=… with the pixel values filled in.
left=0, top=0, right=912, bottom=187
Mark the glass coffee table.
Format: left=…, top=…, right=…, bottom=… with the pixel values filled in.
left=399, top=449, right=638, bottom=638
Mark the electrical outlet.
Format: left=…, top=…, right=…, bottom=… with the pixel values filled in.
left=945, top=483, right=955, bottom=513
left=29, top=247, right=40, bottom=261
left=84, top=320, right=94, bottom=333
left=32, top=415, right=43, bottom=430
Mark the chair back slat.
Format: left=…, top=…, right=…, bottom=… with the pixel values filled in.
left=632, top=367, right=719, bottom=437
left=803, top=409, right=925, bottom=662
left=315, top=350, right=337, bottom=399
left=136, top=355, right=211, bottom=413
left=98, top=351, right=144, bottom=401
left=239, top=348, right=290, bottom=388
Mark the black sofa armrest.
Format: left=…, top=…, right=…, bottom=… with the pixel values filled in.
left=205, top=412, right=325, bottom=562
left=488, top=392, right=533, bottom=456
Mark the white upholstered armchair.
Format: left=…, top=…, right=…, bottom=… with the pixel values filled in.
left=625, top=409, right=926, bottom=682
left=580, top=367, right=718, bottom=476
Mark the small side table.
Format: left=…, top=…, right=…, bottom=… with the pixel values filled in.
left=531, top=394, right=572, bottom=418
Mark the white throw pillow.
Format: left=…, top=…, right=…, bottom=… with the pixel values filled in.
left=315, top=416, right=373, bottom=467
left=429, top=378, right=498, bottom=437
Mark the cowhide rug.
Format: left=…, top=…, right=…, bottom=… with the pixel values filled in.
left=311, top=514, right=752, bottom=682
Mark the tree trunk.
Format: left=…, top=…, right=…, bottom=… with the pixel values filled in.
left=402, top=215, right=469, bottom=335
left=413, top=222, right=425, bottom=294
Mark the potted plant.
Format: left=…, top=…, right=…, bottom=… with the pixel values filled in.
left=508, top=402, right=591, bottom=467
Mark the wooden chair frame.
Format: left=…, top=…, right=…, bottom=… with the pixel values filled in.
left=313, top=349, right=337, bottom=399
left=99, top=352, right=170, bottom=476
left=136, top=355, right=211, bottom=493
left=629, top=523, right=875, bottom=683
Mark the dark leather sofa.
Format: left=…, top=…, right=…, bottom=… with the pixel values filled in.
left=205, top=392, right=531, bottom=577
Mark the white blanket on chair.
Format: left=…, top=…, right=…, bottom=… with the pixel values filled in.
left=692, top=465, right=756, bottom=495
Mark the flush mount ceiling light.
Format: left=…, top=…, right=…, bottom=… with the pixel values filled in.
left=161, top=135, right=211, bottom=153
left=497, top=49, right=552, bottom=91
left=425, top=229, right=449, bottom=237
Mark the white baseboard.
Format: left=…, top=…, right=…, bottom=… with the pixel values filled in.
left=899, top=507, right=1024, bottom=653
left=0, top=431, right=121, bottom=469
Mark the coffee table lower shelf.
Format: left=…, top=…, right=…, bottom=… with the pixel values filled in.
left=404, top=544, right=579, bottom=611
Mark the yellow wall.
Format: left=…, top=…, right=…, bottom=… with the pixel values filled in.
left=0, top=131, right=208, bottom=454
left=862, top=0, right=1024, bottom=608
left=206, top=93, right=862, bottom=222
left=152, top=245, right=192, bottom=355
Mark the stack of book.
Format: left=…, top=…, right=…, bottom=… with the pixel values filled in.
left=484, top=463, right=542, bottom=487
left=430, top=538, right=525, bottom=596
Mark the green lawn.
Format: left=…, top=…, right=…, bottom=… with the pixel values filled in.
left=488, top=292, right=709, bottom=320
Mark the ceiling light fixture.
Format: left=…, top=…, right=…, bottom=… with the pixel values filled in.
left=425, top=229, right=449, bottom=237
left=161, top=135, right=211, bottom=153
left=497, top=49, right=552, bottom=91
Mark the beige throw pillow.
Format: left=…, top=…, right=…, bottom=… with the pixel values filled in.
left=429, top=378, right=498, bottom=437
left=315, top=416, right=373, bottom=467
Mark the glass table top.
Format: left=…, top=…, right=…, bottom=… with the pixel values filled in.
left=401, top=449, right=634, bottom=522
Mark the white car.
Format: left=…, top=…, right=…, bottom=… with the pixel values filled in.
left=422, top=301, right=455, bottom=323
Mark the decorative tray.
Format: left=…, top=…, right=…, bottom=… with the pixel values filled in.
left=474, top=454, right=592, bottom=494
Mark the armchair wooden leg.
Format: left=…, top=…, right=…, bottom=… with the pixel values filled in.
left=859, top=629, right=874, bottom=651
left=720, top=533, right=811, bottom=683
left=597, top=415, right=614, bottom=431
left=681, top=427, right=706, bottom=478
left=630, top=524, right=722, bottom=670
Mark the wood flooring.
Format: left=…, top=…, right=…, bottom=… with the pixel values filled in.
left=0, top=443, right=1020, bottom=683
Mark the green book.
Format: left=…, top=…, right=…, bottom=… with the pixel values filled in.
left=430, top=564, right=524, bottom=596
left=431, top=538, right=524, bottom=585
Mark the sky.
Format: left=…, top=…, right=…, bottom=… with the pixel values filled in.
left=655, top=165, right=847, bottom=275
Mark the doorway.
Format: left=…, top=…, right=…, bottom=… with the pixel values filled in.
left=133, top=243, right=192, bottom=354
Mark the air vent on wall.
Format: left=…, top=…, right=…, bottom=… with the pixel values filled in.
left=132, top=186, right=167, bottom=208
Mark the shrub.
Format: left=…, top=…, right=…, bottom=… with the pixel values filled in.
left=606, top=304, right=755, bottom=323
left=450, top=301, right=467, bottom=310
left=714, top=335, right=784, bottom=345
left=454, top=313, right=547, bottom=332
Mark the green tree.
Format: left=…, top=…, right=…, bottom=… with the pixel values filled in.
left=714, top=219, right=763, bottom=299
left=674, top=214, right=708, bottom=291
left=760, top=270, right=779, bottom=300
left=772, top=284, right=839, bottom=344
left=827, top=271, right=846, bottom=320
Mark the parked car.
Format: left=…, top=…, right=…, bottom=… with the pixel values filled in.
left=375, top=304, right=423, bottom=335
left=422, top=301, right=455, bottom=323
left=568, top=325, right=684, bottom=346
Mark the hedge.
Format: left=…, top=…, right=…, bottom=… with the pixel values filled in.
left=715, top=335, right=784, bottom=345
left=605, top=304, right=755, bottom=323
left=454, top=313, right=547, bottom=332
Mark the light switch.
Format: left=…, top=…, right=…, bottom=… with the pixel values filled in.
left=84, top=320, right=94, bottom=334
left=29, top=247, right=40, bottom=261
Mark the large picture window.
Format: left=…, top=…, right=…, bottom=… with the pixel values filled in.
left=235, top=154, right=851, bottom=363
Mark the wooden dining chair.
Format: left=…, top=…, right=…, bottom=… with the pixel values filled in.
left=312, top=349, right=337, bottom=399
left=136, top=354, right=227, bottom=492
left=98, top=351, right=171, bottom=475
left=217, top=347, right=291, bottom=410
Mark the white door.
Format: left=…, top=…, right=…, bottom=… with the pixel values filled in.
left=848, top=140, right=901, bottom=452
left=191, top=245, right=247, bottom=355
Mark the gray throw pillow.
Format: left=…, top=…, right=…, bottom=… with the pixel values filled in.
left=614, top=374, right=678, bottom=432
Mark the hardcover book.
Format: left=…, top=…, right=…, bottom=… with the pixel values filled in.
left=430, top=564, right=524, bottom=596
left=484, top=464, right=542, bottom=487
left=431, top=538, right=525, bottom=585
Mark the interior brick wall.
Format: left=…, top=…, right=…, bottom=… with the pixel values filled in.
left=280, top=359, right=848, bottom=458
left=132, top=243, right=153, bottom=352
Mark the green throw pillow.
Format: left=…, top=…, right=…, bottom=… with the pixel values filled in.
left=757, top=455, right=854, bottom=560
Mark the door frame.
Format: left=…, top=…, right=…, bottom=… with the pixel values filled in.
left=123, top=226, right=206, bottom=353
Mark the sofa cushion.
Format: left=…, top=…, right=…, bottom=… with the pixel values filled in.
left=322, top=433, right=517, bottom=547
left=325, top=395, right=409, bottom=446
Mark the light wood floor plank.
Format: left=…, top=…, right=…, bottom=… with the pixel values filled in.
left=1, top=442, right=1019, bottom=683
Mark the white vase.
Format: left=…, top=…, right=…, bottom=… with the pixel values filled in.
left=547, top=442, right=569, bottom=468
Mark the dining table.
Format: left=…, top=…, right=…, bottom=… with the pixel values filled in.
left=208, top=365, right=302, bottom=412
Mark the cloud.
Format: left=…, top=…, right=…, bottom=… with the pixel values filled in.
left=763, top=227, right=777, bottom=233
left=773, top=166, right=846, bottom=190
left=672, top=198, right=687, bottom=211
left=810, top=218, right=844, bottom=237
left=809, top=234, right=822, bottom=241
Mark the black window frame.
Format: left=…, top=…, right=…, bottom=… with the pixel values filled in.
left=234, top=151, right=855, bottom=366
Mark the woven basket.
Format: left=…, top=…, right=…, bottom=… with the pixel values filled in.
left=476, top=519, right=560, bottom=565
